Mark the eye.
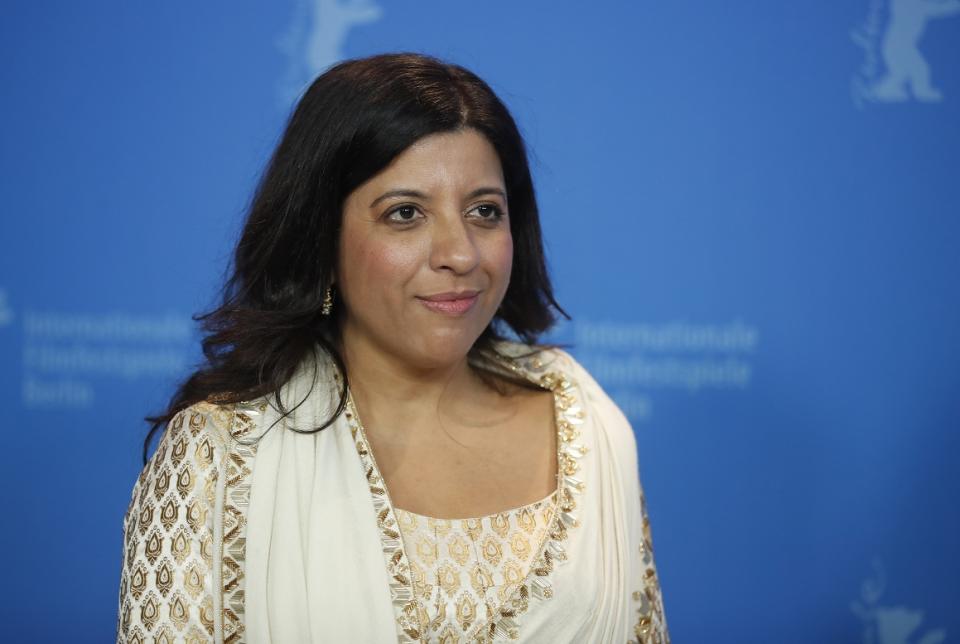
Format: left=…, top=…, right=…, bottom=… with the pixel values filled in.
left=468, top=203, right=506, bottom=221
left=385, top=204, right=423, bottom=224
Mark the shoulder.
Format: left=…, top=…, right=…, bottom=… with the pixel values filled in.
left=492, top=341, right=634, bottom=442
left=125, top=397, right=268, bottom=521
left=498, top=342, right=622, bottom=412
left=486, top=340, right=579, bottom=384
left=155, top=401, right=233, bottom=461
left=134, top=401, right=238, bottom=489
left=117, top=401, right=231, bottom=639
left=118, top=398, right=267, bottom=639
left=122, top=400, right=246, bottom=554
left=130, top=396, right=272, bottom=523
left=147, top=397, right=268, bottom=463
left=523, top=343, right=640, bottom=464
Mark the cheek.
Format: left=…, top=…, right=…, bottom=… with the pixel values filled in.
left=342, top=232, right=426, bottom=297
left=488, top=233, right=514, bottom=284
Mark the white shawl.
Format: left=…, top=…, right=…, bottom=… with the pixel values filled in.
left=242, top=342, right=668, bottom=643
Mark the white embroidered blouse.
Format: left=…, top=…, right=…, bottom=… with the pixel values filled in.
left=116, top=343, right=669, bottom=643
left=394, top=492, right=558, bottom=642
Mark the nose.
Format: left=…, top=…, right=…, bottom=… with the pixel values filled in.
left=429, top=212, right=480, bottom=275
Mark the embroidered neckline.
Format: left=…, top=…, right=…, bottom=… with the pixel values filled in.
left=344, top=394, right=423, bottom=642
left=394, top=489, right=558, bottom=523
left=343, top=348, right=587, bottom=642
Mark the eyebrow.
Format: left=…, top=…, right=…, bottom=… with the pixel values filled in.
left=369, top=186, right=507, bottom=208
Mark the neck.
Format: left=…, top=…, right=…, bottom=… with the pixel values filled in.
left=339, top=329, right=490, bottom=435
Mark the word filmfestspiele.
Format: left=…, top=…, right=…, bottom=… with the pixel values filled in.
left=17, top=310, right=194, bottom=409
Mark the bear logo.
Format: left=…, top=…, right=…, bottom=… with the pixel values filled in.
left=277, top=0, right=384, bottom=106
left=852, top=0, right=960, bottom=105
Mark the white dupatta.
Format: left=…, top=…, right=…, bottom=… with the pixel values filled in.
left=242, top=342, right=668, bottom=643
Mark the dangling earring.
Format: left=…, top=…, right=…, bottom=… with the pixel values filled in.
left=321, top=286, right=334, bottom=316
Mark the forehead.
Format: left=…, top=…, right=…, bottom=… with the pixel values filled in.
left=361, top=128, right=505, bottom=191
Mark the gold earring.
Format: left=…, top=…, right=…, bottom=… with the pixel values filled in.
left=321, top=286, right=334, bottom=316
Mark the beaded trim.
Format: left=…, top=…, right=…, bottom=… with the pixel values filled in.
left=343, top=349, right=587, bottom=642
left=344, top=395, right=423, bottom=642
left=629, top=494, right=669, bottom=643
left=219, top=400, right=264, bottom=644
left=477, top=358, right=588, bottom=641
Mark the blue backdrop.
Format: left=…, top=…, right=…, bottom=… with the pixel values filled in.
left=2, top=1, right=958, bottom=642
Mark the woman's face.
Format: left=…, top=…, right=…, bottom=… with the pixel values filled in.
left=336, top=127, right=513, bottom=370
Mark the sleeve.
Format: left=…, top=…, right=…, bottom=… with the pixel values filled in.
left=557, top=349, right=670, bottom=644
left=629, top=483, right=670, bottom=643
left=116, top=402, right=230, bottom=643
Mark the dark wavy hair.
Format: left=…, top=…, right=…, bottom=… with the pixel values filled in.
left=143, top=52, right=568, bottom=463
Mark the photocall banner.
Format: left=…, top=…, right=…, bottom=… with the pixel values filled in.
left=1, top=1, right=957, bottom=642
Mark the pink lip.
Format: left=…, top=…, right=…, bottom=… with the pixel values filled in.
left=417, top=290, right=480, bottom=315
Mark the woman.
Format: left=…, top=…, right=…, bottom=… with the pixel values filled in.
left=117, top=52, right=669, bottom=643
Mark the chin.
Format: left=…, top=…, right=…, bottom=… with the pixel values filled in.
left=409, top=330, right=483, bottom=368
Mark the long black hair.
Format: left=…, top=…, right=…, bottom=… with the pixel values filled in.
left=144, top=52, right=568, bottom=463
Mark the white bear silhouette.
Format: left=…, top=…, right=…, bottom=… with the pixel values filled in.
left=277, top=0, right=383, bottom=105
left=305, top=0, right=382, bottom=79
left=870, top=0, right=960, bottom=101
left=851, top=560, right=947, bottom=644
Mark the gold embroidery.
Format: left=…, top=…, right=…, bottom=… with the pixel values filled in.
left=140, top=592, right=159, bottom=631
left=481, top=536, right=503, bottom=567
left=436, top=562, right=460, bottom=595
left=137, top=503, right=154, bottom=536
left=470, top=564, right=494, bottom=596
left=125, top=538, right=137, bottom=570
left=120, top=603, right=133, bottom=636
left=184, top=562, right=204, bottom=600
left=504, top=560, right=524, bottom=586
left=409, top=560, right=432, bottom=601
left=200, top=532, right=213, bottom=566
left=448, top=533, right=470, bottom=566
left=130, top=563, right=147, bottom=601
left=439, top=624, right=458, bottom=643
left=473, top=353, right=588, bottom=640
left=427, top=516, right=453, bottom=538
left=160, top=498, right=178, bottom=531
left=347, top=346, right=587, bottom=642
left=416, top=535, right=439, bottom=567
left=456, top=593, right=476, bottom=630
left=155, top=559, right=174, bottom=597
left=199, top=596, right=215, bottom=635
left=144, top=529, right=162, bottom=566
left=498, top=565, right=522, bottom=602
left=185, top=499, right=204, bottom=534
left=171, top=434, right=187, bottom=468
left=490, top=513, right=509, bottom=539
left=176, top=464, right=195, bottom=499
left=169, top=592, right=189, bottom=630
left=219, top=399, right=263, bottom=644
left=629, top=493, right=670, bottom=643
left=189, top=410, right=206, bottom=435
left=195, top=436, right=214, bottom=469
left=517, top=508, right=535, bottom=534
left=117, top=403, right=231, bottom=643
left=462, top=517, right=483, bottom=540
left=153, top=467, right=170, bottom=502
left=171, top=527, right=190, bottom=565
left=398, top=508, right=419, bottom=532
left=510, top=532, right=531, bottom=559
left=344, top=395, right=425, bottom=643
